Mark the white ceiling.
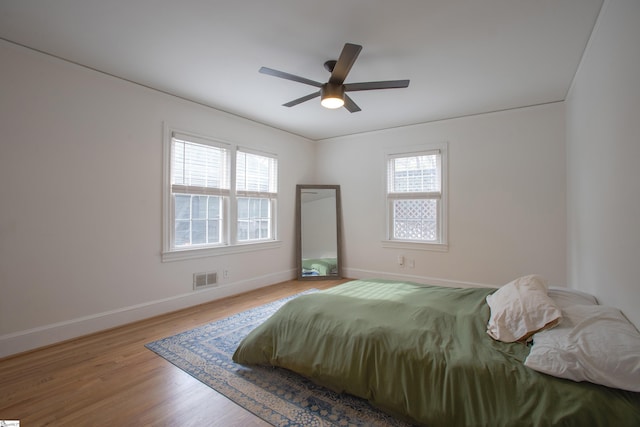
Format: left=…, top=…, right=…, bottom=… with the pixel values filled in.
left=0, top=0, right=603, bottom=141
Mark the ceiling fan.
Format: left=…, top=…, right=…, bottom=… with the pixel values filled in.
left=259, top=43, right=410, bottom=113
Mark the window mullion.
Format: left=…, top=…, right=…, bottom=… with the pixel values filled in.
left=172, top=185, right=230, bottom=196
left=236, top=190, right=277, bottom=198
left=388, top=192, right=441, bottom=200
left=229, top=147, right=237, bottom=246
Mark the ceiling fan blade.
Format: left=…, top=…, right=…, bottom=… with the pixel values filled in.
left=343, top=94, right=361, bottom=113
left=283, top=91, right=321, bottom=107
left=344, top=80, right=410, bottom=92
left=259, top=67, right=323, bottom=88
left=329, top=43, right=362, bottom=85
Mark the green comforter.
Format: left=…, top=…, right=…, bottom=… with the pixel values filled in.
left=233, top=279, right=640, bottom=426
left=302, top=258, right=337, bottom=275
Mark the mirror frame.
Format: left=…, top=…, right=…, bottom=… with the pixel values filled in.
left=296, top=184, right=343, bottom=280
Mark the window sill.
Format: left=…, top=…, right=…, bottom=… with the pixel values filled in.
left=162, top=240, right=283, bottom=262
left=381, top=240, right=449, bottom=252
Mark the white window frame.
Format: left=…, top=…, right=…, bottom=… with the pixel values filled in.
left=382, top=142, right=448, bottom=252
left=162, top=126, right=281, bottom=262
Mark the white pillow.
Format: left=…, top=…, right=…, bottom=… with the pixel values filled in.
left=548, top=287, right=598, bottom=308
left=486, top=275, right=562, bottom=343
left=524, top=304, right=640, bottom=392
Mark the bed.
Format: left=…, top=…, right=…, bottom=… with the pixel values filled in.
left=301, top=257, right=337, bottom=276
left=233, top=278, right=640, bottom=426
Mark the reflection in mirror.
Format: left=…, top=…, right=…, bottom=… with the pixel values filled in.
left=296, top=185, right=342, bottom=280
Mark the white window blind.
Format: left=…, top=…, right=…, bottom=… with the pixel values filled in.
left=236, top=149, right=278, bottom=196
left=171, top=135, right=230, bottom=196
left=387, top=150, right=441, bottom=196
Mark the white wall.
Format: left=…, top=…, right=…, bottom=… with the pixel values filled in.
left=566, top=0, right=640, bottom=328
left=0, top=41, right=314, bottom=357
left=316, top=103, right=567, bottom=288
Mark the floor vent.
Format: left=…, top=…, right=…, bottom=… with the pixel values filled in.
left=193, top=271, right=217, bottom=290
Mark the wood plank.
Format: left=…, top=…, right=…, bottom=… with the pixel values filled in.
left=0, top=279, right=348, bottom=426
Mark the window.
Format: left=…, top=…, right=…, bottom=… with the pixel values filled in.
left=171, top=137, right=230, bottom=247
left=385, top=144, right=447, bottom=249
left=236, top=150, right=278, bottom=242
left=163, top=129, right=279, bottom=261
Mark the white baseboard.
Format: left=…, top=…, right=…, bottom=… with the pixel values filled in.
left=0, top=269, right=296, bottom=359
left=343, top=267, right=495, bottom=289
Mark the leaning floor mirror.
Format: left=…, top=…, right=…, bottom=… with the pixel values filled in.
left=296, top=184, right=342, bottom=280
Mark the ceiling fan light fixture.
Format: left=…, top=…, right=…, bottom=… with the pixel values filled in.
left=321, top=96, right=344, bottom=109
left=320, top=83, right=345, bottom=109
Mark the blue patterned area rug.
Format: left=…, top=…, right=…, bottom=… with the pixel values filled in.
left=146, top=291, right=411, bottom=427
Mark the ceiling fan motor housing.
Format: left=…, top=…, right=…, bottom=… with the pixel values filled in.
left=321, top=83, right=345, bottom=100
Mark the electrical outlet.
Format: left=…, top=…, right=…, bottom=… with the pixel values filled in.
left=223, top=269, right=229, bottom=279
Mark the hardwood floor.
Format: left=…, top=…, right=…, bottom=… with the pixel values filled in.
left=0, top=279, right=348, bottom=426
